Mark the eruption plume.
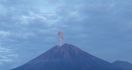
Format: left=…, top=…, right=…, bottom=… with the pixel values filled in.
left=58, top=31, right=64, bottom=46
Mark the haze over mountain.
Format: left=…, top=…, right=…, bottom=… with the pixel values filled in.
left=113, top=61, right=132, bottom=70
left=12, top=44, right=124, bottom=70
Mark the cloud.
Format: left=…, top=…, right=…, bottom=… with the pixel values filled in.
left=0, top=4, right=8, bottom=16
left=0, top=45, right=18, bottom=65
left=0, top=31, right=10, bottom=37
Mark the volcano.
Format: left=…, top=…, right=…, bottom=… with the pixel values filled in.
left=12, top=44, right=124, bottom=70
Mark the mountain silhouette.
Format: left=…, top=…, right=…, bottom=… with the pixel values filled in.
left=113, top=60, right=132, bottom=70
left=12, top=43, right=124, bottom=70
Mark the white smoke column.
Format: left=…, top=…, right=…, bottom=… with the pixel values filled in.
left=58, top=31, right=64, bottom=46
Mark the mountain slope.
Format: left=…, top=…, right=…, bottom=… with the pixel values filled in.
left=113, top=61, right=132, bottom=70
left=12, top=44, right=123, bottom=70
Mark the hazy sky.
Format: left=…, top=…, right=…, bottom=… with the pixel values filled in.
left=0, top=0, right=132, bottom=70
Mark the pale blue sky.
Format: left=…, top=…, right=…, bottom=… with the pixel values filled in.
left=0, top=0, right=132, bottom=70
